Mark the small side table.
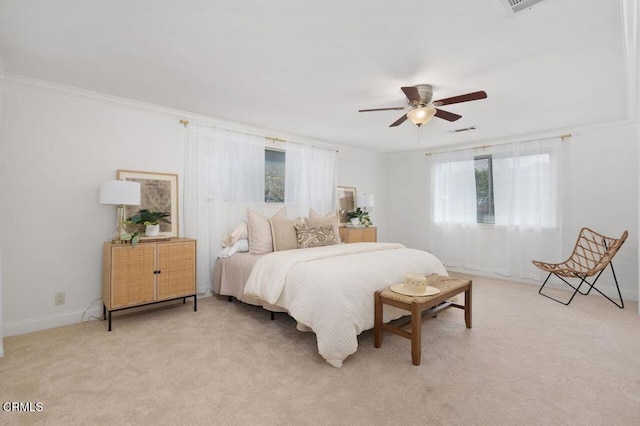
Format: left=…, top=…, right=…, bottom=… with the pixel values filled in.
left=339, top=226, right=377, bottom=243
left=374, top=276, right=472, bottom=365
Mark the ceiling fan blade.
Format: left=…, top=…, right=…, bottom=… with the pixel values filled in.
left=358, top=106, right=405, bottom=112
left=389, top=114, right=408, bottom=127
left=434, top=108, right=462, bottom=122
left=432, top=91, right=487, bottom=106
left=401, top=86, right=421, bottom=103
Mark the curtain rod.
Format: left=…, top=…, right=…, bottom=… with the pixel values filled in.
left=424, top=133, right=572, bottom=156
left=180, top=119, right=339, bottom=153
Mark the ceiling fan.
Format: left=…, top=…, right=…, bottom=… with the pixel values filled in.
left=359, top=84, right=487, bottom=127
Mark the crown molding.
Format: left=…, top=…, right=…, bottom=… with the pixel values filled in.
left=0, top=72, right=347, bottom=153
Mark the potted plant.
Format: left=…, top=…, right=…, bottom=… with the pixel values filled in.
left=347, top=208, right=373, bottom=227
left=123, top=209, right=171, bottom=245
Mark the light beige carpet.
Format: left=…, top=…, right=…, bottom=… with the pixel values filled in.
left=1, top=273, right=639, bottom=425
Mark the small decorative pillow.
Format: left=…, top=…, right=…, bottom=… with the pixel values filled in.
left=308, top=208, right=341, bottom=243
left=295, top=223, right=337, bottom=249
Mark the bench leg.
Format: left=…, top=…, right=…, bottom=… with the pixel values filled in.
left=465, top=284, right=472, bottom=329
left=374, top=291, right=383, bottom=348
left=411, top=302, right=421, bottom=366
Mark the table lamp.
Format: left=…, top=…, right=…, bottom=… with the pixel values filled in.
left=100, top=180, right=141, bottom=243
left=357, top=193, right=374, bottom=213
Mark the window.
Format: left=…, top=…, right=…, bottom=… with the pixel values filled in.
left=265, top=149, right=285, bottom=202
left=432, top=143, right=558, bottom=228
left=474, top=155, right=495, bottom=224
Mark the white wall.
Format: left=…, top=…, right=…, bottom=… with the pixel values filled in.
left=386, top=123, right=639, bottom=302
left=0, top=83, right=4, bottom=356
left=565, top=125, right=638, bottom=303
left=0, top=80, right=387, bottom=337
left=385, top=151, right=430, bottom=251
left=0, top=245, right=4, bottom=357
left=0, top=86, right=184, bottom=336
left=337, top=147, right=388, bottom=242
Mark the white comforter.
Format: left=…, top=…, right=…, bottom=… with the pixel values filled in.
left=244, top=243, right=448, bottom=367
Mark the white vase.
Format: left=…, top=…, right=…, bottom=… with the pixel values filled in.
left=350, top=218, right=360, bottom=225
left=145, top=224, right=160, bottom=237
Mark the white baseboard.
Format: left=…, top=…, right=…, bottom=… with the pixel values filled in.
left=446, top=267, right=638, bottom=302
left=3, top=293, right=211, bottom=338
left=3, top=307, right=103, bottom=337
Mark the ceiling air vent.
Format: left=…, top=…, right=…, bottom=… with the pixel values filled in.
left=449, top=126, right=477, bottom=134
left=500, top=0, right=547, bottom=13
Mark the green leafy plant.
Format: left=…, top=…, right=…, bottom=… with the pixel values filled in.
left=347, top=207, right=373, bottom=227
left=129, top=209, right=171, bottom=226
left=122, top=209, right=171, bottom=246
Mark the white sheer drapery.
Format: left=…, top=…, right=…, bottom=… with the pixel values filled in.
left=492, top=138, right=562, bottom=278
left=429, top=148, right=483, bottom=269
left=183, top=125, right=265, bottom=293
left=284, top=142, right=337, bottom=217
left=429, top=138, right=562, bottom=279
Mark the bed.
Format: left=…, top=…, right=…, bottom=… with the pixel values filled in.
left=212, top=242, right=448, bottom=367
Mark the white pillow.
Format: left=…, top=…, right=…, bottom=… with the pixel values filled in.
left=247, top=206, right=287, bottom=254
left=217, top=239, right=249, bottom=258
left=236, top=239, right=249, bottom=252
left=221, top=222, right=248, bottom=247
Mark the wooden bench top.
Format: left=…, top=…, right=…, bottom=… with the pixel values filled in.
left=379, top=275, right=471, bottom=304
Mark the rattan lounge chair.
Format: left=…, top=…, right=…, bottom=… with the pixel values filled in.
left=532, top=227, right=628, bottom=308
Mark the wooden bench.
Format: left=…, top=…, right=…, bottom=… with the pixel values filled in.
left=374, top=276, right=472, bottom=365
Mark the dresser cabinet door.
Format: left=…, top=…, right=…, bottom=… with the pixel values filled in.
left=110, top=244, right=156, bottom=308
left=156, top=241, right=196, bottom=300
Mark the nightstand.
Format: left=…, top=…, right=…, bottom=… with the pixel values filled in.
left=339, top=227, right=377, bottom=243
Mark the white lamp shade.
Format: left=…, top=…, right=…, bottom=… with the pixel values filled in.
left=99, top=180, right=141, bottom=206
left=357, top=193, right=374, bottom=208
left=406, top=107, right=436, bottom=126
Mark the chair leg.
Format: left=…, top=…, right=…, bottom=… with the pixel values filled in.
left=538, top=272, right=584, bottom=306
left=538, top=264, right=624, bottom=309
left=560, top=273, right=593, bottom=296
left=581, top=262, right=624, bottom=309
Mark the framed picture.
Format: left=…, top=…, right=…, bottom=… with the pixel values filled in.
left=117, top=170, right=179, bottom=237
left=336, top=186, right=357, bottom=226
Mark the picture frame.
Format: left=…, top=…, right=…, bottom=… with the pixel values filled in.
left=336, top=186, right=357, bottom=226
left=116, top=170, right=179, bottom=238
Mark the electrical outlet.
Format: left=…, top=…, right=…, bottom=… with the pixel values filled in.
left=55, top=292, right=65, bottom=305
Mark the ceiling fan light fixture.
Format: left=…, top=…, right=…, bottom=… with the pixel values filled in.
left=406, top=106, right=436, bottom=126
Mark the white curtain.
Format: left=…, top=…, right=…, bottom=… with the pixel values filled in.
left=284, top=142, right=337, bottom=217
left=184, top=125, right=265, bottom=293
left=429, top=148, right=483, bottom=269
left=429, top=138, right=562, bottom=279
left=492, top=138, right=562, bottom=279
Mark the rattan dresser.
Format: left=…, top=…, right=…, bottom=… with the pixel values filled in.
left=102, top=238, right=197, bottom=331
left=339, top=226, right=377, bottom=243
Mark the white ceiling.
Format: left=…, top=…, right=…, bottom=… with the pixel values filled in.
left=0, top=0, right=632, bottom=153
